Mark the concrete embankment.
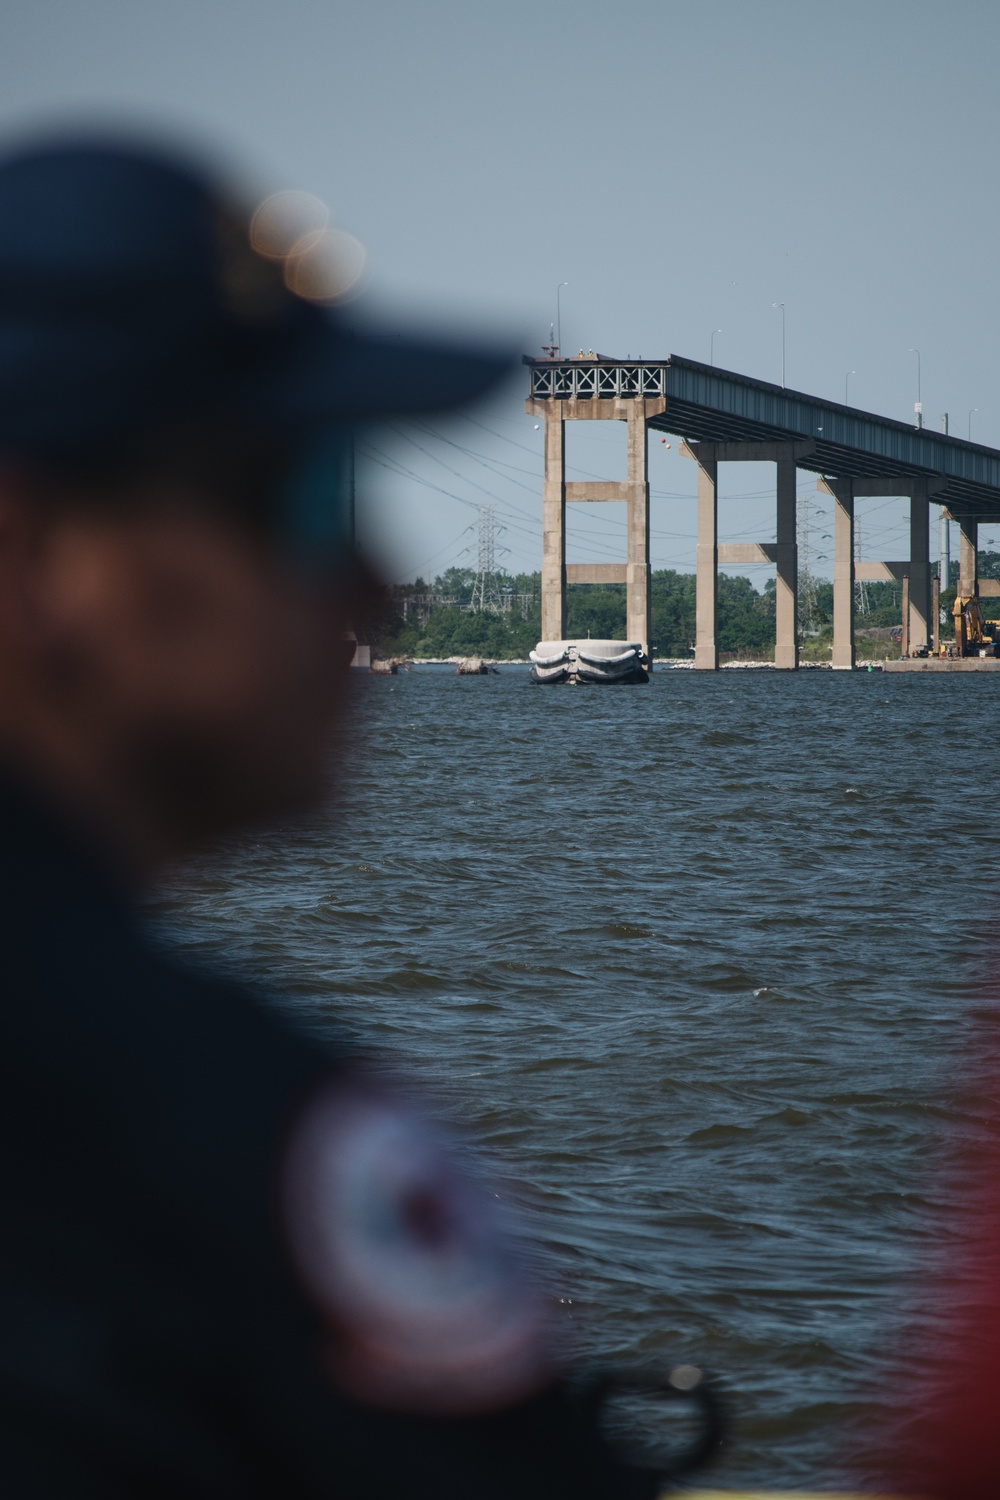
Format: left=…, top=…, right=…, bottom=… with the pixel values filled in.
left=884, top=656, right=1000, bottom=672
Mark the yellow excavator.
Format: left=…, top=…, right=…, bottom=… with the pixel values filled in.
left=953, top=592, right=1000, bottom=655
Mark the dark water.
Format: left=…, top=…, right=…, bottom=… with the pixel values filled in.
left=151, top=667, right=1000, bottom=1489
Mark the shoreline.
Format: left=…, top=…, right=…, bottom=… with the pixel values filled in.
left=404, top=656, right=894, bottom=670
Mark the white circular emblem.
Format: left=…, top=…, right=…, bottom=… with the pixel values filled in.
left=282, top=1077, right=552, bottom=1413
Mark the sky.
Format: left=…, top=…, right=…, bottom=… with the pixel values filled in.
left=3, top=0, right=999, bottom=584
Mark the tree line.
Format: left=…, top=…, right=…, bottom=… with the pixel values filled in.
left=372, top=554, right=1000, bottom=660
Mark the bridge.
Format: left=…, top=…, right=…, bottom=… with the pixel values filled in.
left=524, top=354, right=1000, bottom=667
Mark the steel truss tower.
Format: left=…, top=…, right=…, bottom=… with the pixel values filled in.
left=469, top=505, right=505, bottom=613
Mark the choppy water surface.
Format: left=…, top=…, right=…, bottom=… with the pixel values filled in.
left=151, top=668, right=1000, bottom=1488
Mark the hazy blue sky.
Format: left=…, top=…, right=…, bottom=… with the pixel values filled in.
left=3, top=1, right=999, bottom=581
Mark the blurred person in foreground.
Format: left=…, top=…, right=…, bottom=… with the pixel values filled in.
left=873, top=1080, right=1000, bottom=1500
left=0, top=137, right=687, bottom=1497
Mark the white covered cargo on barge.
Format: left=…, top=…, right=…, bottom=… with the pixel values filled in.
left=528, top=640, right=649, bottom=684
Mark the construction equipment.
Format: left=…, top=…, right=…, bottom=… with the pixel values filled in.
left=952, top=593, right=1000, bottom=655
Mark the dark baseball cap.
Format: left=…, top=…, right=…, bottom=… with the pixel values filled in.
left=0, top=136, right=514, bottom=461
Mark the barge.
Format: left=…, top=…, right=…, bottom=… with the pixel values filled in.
left=529, top=639, right=649, bottom=684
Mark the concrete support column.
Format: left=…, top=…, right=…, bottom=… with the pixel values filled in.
left=959, top=517, right=978, bottom=595
left=774, top=458, right=798, bottom=669
left=541, top=412, right=566, bottom=641
left=695, top=449, right=718, bottom=670
left=908, top=481, right=930, bottom=652
left=831, top=480, right=855, bottom=670
left=932, top=573, right=941, bottom=654
left=625, top=401, right=651, bottom=660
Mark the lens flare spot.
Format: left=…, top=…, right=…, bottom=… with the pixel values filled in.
left=250, top=190, right=330, bottom=260
left=283, top=226, right=367, bottom=305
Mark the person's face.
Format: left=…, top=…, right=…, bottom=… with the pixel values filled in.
left=66, top=501, right=360, bottom=839
left=0, top=462, right=370, bottom=864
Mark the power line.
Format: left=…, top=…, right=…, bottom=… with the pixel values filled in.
left=360, top=443, right=481, bottom=511
left=456, top=412, right=697, bottom=498
left=390, top=424, right=516, bottom=511
left=372, top=432, right=634, bottom=556
left=406, top=421, right=641, bottom=536
left=377, top=418, right=927, bottom=584
left=361, top=441, right=634, bottom=564
left=388, top=525, right=475, bottom=585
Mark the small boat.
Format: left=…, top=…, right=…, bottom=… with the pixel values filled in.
left=529, top=640, right=648, bottom=684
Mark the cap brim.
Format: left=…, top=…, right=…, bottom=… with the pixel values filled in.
left=244, top=303, right=516, bottom=430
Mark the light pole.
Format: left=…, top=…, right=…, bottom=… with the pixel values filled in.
left=845, top=370, right=856, bottom=406
left=772, top=302, right=785, bottom=388
left=940, top=507, right=950, bottom=591
left=909, top=347, right=922, bottom=427
left=556, top=282, right=568, bottom=357
left=710, top=329, right=722, bottom=366
left=969, top=407, right=979, bottom=440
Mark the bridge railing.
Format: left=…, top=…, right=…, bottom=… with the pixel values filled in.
left=530, top=361, right=668, bottom=399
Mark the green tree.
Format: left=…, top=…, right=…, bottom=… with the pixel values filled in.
left=434, top=567, right=475, bottom=603
left=650, top=571, right=697, bottom=655
left=421, top=608, right=511, bottom=656
left=374, top=565, right=789, bottom=660
left=720, top=574, right=774, bottom=652
left=566, top=585, right=626, bottom=639
left=857, top=580, right=902, bottom=627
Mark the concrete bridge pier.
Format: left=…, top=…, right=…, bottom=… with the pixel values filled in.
left=541, top=413, right=566, bottom=641
left=827, top=479, right=855, bottom=670
left=774, top=458, right=799, bottom=670
left=908, top=481, right=931, bottom=653
left=825, top=475, right=940, bottom=658
left=684, top=440, right=809, bottom=669
left=625, top=403, right=651, bottom=654
left=959, top=516, right=978, bottom=595
left=694, top=449, right=718, bottom=670
left=527, top=393, right=663, bottom=659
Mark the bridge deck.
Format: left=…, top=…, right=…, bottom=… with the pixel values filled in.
left=525, top=354, right=1000, bottom=520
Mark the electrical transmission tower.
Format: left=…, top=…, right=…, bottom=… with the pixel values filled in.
left=854, top=517, right=869, bottom=616
left=796, top=490, right=817, bottom=633
left=469, top=505, right=506, bottom=613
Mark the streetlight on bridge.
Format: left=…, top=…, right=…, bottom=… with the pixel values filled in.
left=909, top=348, right=922, bottom=428
left=556, top=282, right=568, bottom=357
left=772, top=303, right=785, bottom=388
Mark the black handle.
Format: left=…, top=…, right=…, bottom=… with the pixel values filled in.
left=582, top=1363, right=726, bottom=1483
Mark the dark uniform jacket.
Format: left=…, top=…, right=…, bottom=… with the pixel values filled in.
left=0, top=775, right=657, bottom=1498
